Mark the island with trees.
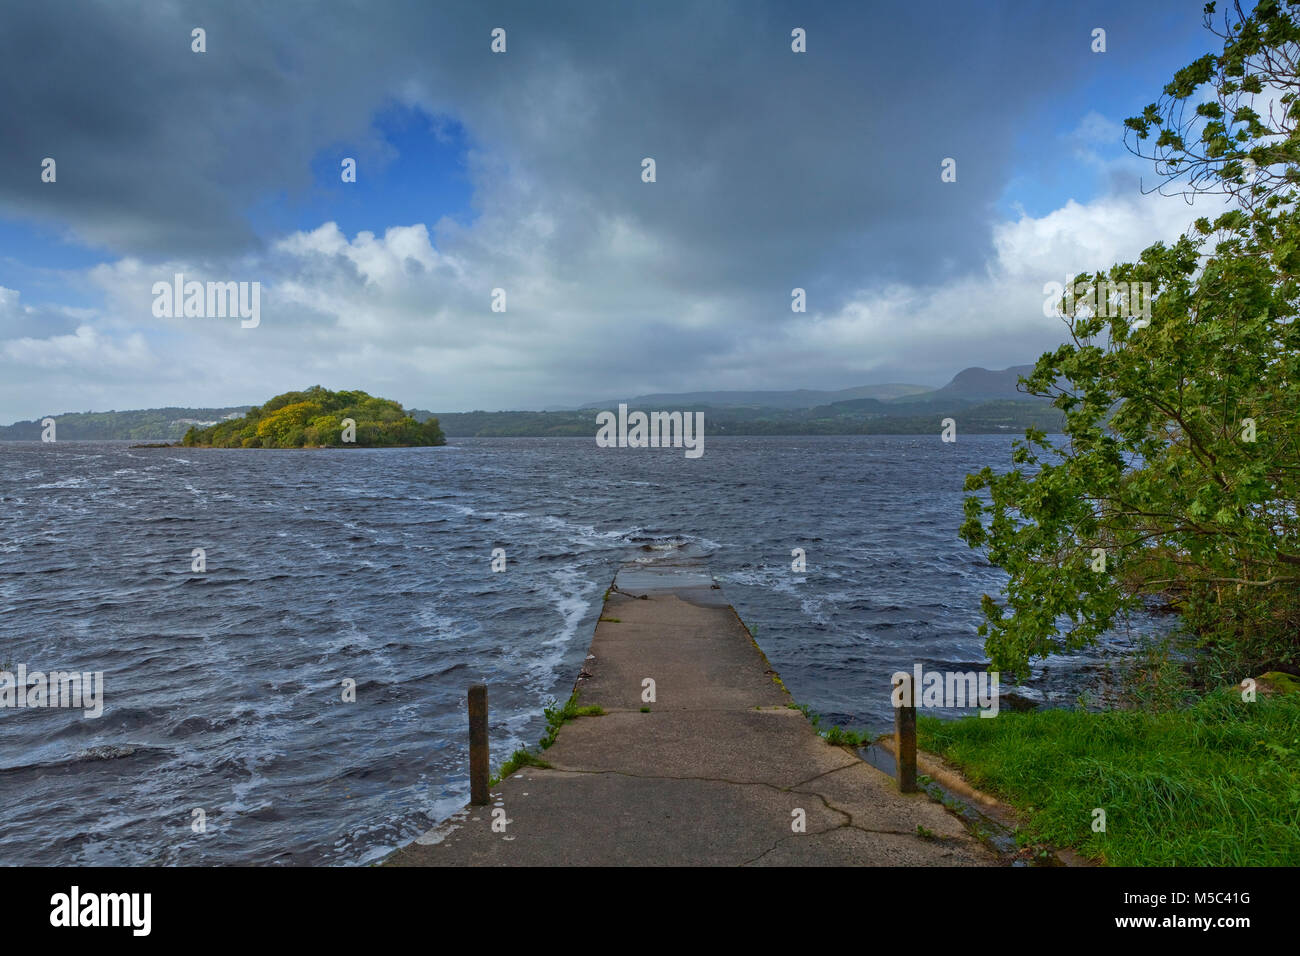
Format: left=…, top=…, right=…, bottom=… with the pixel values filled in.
left=180, top=386, right=445, bottom=448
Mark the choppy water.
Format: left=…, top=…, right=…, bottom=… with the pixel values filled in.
left=0, top=436, right=1151, bottom=865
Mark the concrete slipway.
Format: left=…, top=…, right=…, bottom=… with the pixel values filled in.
left=384, top=561, right=995, bottom=866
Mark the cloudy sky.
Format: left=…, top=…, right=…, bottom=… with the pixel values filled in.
left=0, top=0, right=1233, bottom=421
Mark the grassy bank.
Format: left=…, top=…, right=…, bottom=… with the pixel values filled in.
left=916, top=688, right=1300, bottom=866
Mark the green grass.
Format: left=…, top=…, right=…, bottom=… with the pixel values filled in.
left=539, top=692, right=604, bottom=749
left=598, top=616, right=621, bottom=623
left=488, top=692, right=605, bottom=785
left=792, top=702, right=873, bottom=748
left=489, top=749, right=551, bottom=787
left=822, top=724, right=873, bottom=748
left=917, top=688, right=1300, bottom=866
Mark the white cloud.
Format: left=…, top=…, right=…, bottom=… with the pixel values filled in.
left=2, top=324, right=151, bottom=369
left=771, top=176, right=1229, bottom=382
left=0, top=103, right=1239, bottom=421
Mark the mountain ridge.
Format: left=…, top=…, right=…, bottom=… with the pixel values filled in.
left=577, top=382, right=933, bottom=410
left=1, top=366, right=1045, bottom=439
left=575, top=365, right=1036, bottom=411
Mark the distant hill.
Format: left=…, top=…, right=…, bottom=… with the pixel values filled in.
left=0, top=406, right=251, bottom=441
left=888, top=365, right=1036, bottom=404
left=579, top=383, right=932, bottom=410
left=416, top=398, right=1060, bottom=437
left=576, top=367, right=1036, bottom=412
left=409, top=365, right=1053, bottom=436
left=409, top=365, right=1056, bottom=436
left=4, top=366, right=1051, bottom=441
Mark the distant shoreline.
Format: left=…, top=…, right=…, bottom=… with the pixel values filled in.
left=0, top=431, right=1071, bottom=446
left=0, top=434, right=1066, bottom=447
left=127, top=442, right=439, bottom=449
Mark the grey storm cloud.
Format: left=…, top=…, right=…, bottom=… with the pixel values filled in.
left=0, top=0, right=1211, bottom=419
left=4, top=1, right=1118, bottom=278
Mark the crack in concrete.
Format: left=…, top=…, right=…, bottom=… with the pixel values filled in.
left=787, top=760, right=864, bottom=791
left=534, top=764, right=855, bottom=795
left=564, top=707, right=803, bottom=716
left=512, top=765, right=946, bottom=866
left=409, top=756, right=983, bottom=866
left=523, top=763, right=961, bottom=850
left=738, top=818, right=947, bottom=866
left=532, top=725, right=988, bottom=861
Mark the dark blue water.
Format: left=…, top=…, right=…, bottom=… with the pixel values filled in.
left=0, top=436, right=1148, bottom=865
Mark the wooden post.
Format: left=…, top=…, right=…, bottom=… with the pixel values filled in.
left=468, top=684, right=489, bottom=805
left=894, top=676, right=917, bottom=793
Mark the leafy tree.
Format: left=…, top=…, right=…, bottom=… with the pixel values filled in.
left=962, top=0, right=1300, bottom=682
left=256, top=401, right=323, bottom=445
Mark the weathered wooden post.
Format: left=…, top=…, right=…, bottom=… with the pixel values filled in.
left=894, top=674, right=917, bottom=793
left=468, top=684, right=489, bottom=805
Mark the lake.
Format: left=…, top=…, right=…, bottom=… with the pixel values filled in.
left=0, top=435, right=1147, bottom=864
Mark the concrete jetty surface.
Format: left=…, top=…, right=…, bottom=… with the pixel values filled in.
left=384, top=561, right=995, bottom=866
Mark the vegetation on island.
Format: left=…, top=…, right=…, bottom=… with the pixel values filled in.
left=941, top=0, right=1300, bottom=865
left=181, top=386, right=445, bottom=448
